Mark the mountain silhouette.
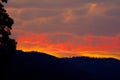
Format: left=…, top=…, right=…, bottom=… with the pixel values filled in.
left=0, top=46, right=120, bottom=80
left=62, top=57, right=120, bottom=80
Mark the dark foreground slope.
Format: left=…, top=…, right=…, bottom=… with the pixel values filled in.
left=12, top=51, right=94, bottom=80
left=62, top=57, right=120, bottom=80
left=1, top=46, right=120, bottom=80
left=0, top=47, right=94, bottom=80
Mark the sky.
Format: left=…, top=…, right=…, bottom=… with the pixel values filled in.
left=5, top=0, right=120, bottom=59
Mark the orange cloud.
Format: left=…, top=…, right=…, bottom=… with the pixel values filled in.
left=6, top=1, right=120, bottom=59
left=15, top=30, right=120, bottom=59
left=64, top=9, right=74, bottom=22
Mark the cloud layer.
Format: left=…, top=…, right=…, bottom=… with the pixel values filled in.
left=6, top=0, right=120, bottom=59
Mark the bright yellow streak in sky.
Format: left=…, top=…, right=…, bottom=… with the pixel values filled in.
left=17, top=45, right=120, bottom=60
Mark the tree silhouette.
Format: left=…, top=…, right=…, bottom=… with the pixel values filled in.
left=0, top=0, right=17, bottom=53
left=1, top=0, right=7, bottom=3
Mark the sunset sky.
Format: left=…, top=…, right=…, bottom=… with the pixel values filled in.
left=6, top=0, right=120, bottom=59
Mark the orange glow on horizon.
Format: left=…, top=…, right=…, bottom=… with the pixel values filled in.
left=17, top=46, right=120, bottom=60
left=6, top=1, right=120, bottom=60
left=16, top=32, right=120, bottom=59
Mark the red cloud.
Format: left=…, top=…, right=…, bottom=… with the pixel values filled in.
left=15, top=30, right=120, bottom=58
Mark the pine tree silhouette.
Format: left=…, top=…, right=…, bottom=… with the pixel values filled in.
left=0, top=0, right=17, bottom=53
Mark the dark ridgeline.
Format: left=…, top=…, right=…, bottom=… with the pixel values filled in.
left=1, top=49, right=120, bottom=80
left=0, top=50, right=120, bottom=80
left=0, top=0, right=120, bottom=80
left=12, top=51, right=95, bottom=80
left=11, top=51, right=120, bottom=80
left=62, top=57, right=120, bottom=80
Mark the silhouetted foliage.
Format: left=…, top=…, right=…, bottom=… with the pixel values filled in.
left=1, top=0, right=8, bottom=3
left=0, top=0, right=16, bottom=53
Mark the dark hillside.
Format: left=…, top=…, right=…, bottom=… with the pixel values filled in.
left=62, top=57, right=120, bottom=80
left=0, top=47, right=95, bottom=80
left=1, top=46, right=120, bottom=80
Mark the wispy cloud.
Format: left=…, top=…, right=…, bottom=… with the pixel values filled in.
left=6, top=0, right=120, bottom=58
